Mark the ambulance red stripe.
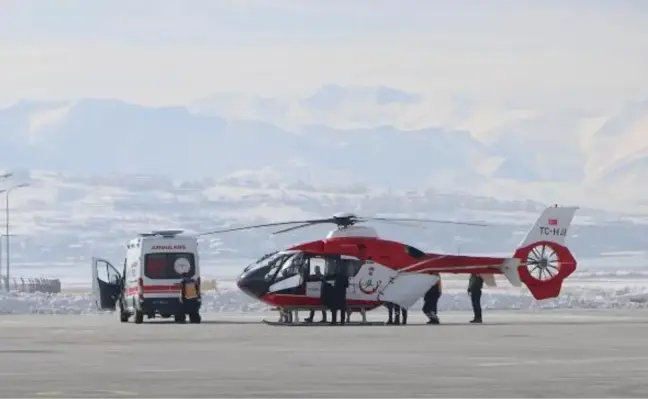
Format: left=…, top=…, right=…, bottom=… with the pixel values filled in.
left=125, top=285, right=180, bottom=295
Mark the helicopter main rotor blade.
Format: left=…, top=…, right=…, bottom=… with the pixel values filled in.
left=271, top=222, right=322, bottom=235
left=366, top=216, right=488, bottom=227
left=198, top=219, right=327, bottom=236
left=369, top=219, right=428, bottom=229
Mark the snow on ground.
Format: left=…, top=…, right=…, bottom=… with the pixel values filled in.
left=2, top=275, right=648, bottom=315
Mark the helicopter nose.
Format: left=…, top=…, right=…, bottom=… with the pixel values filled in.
left=237, top=270, right=268, bottom=299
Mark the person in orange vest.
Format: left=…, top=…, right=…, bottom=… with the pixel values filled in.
left=179, top=272, right=202, bottom=323
left=422, top=274, right=442, bottom=324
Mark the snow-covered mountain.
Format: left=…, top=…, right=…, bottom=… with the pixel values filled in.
left=584, top=99, right=648, bottom=186
left=3, top=87, right=648, bottom=201
left=0, top=96, right=507, bottom=190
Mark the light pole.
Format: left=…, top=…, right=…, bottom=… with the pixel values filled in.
left=1, top=183, right=29, bottom=290
left=0, top=234, right=17, bottom=291
left=0, top=172, right=11, bottom=281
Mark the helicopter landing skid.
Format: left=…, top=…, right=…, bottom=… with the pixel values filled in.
left=264, top=308, right=381, bottom=326
left=261, top=319, right=384, bottom=326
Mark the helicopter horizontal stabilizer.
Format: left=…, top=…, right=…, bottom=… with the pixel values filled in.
left=481, top=273, right=497, bottom=287
left=499, top=258, right=522, bottom=287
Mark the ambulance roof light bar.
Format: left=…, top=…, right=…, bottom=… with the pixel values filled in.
left=139, top=229, right=185, bottom=237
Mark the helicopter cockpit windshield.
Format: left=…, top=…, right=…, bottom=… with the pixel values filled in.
left=243, top=251, right=279, bottom=273
left=237, top=249, right=368, bottom=298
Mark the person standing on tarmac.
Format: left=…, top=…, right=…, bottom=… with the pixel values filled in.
left=305, top=266, right=327, bottom=323
left=468, top=273, right=483, bottom=323
left=394, top=304, right=408, bottom=325
left=330, top=269, right=349, bottom=325
left=179, top=271, right=201, bottom=323
left=385, top=302, right=395, bottom=324
left=385, top=302, right=408, bottom=325
left=422, top=274, right=442, bottom=324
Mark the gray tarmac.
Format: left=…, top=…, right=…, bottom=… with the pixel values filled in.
left=1, top=310, right=648, bottom=398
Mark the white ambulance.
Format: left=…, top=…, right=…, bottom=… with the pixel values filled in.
left=91, top=229, right=201, bottom=324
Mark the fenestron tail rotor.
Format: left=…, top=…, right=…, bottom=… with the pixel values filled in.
left=198, top=212, right=488, bottom=237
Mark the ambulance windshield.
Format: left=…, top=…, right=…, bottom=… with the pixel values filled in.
left=145, top=252, right=196, bottom=279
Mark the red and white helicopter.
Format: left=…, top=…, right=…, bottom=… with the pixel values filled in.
left=201, top=205, right=578, bottom=324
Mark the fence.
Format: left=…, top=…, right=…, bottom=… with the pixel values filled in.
left=0, top=277, right=217, bottom=295
left=0, top=276, right=61, bottom=294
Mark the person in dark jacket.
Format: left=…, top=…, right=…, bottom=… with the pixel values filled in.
left=305, top=266, right=327, bottom=323
left=422, top=275, right=442, bottom=324
left=467, top=273, right=483, bottom=323
left=330, top=272, right=349, bottom=325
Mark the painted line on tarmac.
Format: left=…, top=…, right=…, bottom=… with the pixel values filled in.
left=35, top=390, right=138, bottom=397
left=479, top=356, right=648, bottom=367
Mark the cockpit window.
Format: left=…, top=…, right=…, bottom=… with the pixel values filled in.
left=272, top=253, right=305, bottom=284
left=244, top=251, right=279, bottom=272
left=405, top=245, right=426, bottom=259
left=263, top=253, right=295, bottom=282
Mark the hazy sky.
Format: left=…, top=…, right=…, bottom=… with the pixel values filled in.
left=0, top=0, right=646, bottom=108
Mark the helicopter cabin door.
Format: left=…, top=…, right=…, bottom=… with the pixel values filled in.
left=268, top=252, right=305, bottom=295
left=91, top=257, right=123, bottom=310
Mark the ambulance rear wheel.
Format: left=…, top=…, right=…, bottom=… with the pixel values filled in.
left=134, top=310, right=144, bottom=324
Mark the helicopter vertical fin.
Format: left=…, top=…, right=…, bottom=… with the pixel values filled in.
left=518, top=205, right=578, bottom=248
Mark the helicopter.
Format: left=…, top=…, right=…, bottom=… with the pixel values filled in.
left=200, top=205, right=579, bottom=324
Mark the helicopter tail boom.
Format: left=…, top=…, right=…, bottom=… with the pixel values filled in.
left=402, top=205, right=578, bottom=300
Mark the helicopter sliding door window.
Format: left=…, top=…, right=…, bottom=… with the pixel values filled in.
left=319, top=255, right=364, bottom=278
left=307, top=256, right=326, bottom=281
left=341, top=257, right=364, bottom=278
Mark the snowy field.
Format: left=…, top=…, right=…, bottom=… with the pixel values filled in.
left=3, top=270, right=648, bottom=315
